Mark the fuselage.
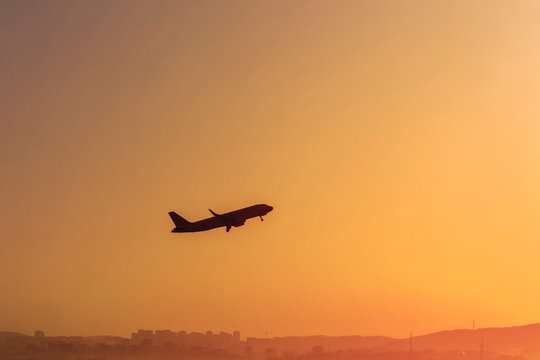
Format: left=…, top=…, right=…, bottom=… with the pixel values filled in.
left=171, top=204, right=273, bottom=233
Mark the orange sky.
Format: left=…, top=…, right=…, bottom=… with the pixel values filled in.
left=1, top=0, right=540, bottom=339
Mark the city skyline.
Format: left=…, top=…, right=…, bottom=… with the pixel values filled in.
left=5, top=321, right=540, bottom=357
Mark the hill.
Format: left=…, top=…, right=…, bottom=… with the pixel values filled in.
left=0, top=332, right=29, bottom=341
left=378, top=323, right=540, bottom=359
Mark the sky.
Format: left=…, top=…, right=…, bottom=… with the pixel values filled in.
left=1, top=0, right=540, bottom=339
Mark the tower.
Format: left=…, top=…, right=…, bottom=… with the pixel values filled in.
left=480, top=338, right=484, bottom=360
left=409, top=332, right=412, bottom=360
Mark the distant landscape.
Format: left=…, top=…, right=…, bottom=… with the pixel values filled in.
left=3, top=323, right=540, bottom=360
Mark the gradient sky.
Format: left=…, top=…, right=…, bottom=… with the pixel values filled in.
left=2, top=0, right=540, bottom=339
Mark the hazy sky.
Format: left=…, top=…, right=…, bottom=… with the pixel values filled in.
left=2, top=0, right=540, bottom=338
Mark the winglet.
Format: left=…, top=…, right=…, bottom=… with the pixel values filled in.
left=209, top=209, right=219, bottom=217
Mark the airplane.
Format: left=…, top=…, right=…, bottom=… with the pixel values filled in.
left=169, top=204, right=273, bottom=233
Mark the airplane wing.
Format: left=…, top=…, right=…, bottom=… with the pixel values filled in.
left=209, top=209, right=235, bottom=224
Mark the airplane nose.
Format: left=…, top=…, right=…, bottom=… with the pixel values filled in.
left=268, top=206, right=274, bottom=212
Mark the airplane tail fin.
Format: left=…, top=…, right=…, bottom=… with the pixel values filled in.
left=168, top=211, right=191, bottom=227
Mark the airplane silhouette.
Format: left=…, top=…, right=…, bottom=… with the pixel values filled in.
left=169, top=204, right=273, bottom=233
